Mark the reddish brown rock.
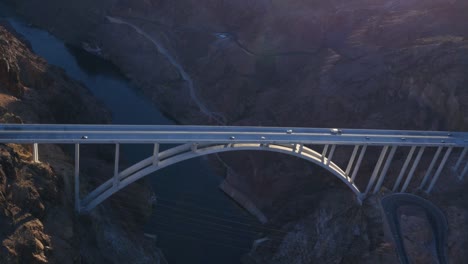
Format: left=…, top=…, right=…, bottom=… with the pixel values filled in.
left=0, top=23, right=163, bottom=263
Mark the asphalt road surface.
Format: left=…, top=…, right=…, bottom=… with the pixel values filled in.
left=381, top=193, right=448, bottom=264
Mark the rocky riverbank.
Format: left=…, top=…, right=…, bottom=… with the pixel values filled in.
left=3, top=0, right=468, bottom=262
left=0, top=22, right=164, bottom=263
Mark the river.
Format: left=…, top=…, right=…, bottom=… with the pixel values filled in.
left=0, top=4, right=259, bottom=264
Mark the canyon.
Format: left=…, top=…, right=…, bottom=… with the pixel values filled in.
left=0, top=20, right=164, bottom=263
left=1, top=0, right=468, bottom=263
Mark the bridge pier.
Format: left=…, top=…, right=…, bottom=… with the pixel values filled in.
left=33, top=143, right=39, bottom=163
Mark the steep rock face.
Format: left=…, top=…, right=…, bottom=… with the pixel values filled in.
left=445, top=205, right=468, bottom=264
left=3, top=0, right=115, bottom=44
left=244, top=188, right=468, bottom=264
left=243, top=191, right=399, bottom=264
left=0, top=55, right=22, bottom=98
left=0, top=23, right=164, bottom=263
left=0, top=144, right=60, bottom=263
left=0, top=22, right=92, bottom=263
left=399, top=208, right=436, bottom=264
left=4, top=1, right=468, bottom=262
left=0, top=21, right=108, bottom=124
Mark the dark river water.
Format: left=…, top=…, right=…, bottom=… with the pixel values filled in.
left=0, top=4, right=259, bottom=263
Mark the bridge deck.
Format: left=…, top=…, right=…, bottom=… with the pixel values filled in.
left=1, top=124, right=467, bottom=212
left=0, top=124, right=467, bottom=146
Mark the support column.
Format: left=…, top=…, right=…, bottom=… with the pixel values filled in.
left=113, top=144, right=120, bottom=188
left=74, top=144, right=80, bottom=212
left=346, top=145, right=360, bottom=177
left=153, top=143, right=159, bottom=166
left=326, top=145, right=336, bottom=166
left=460, top=162, right=468, bottom=180
left=364, top=146, right=389, bottom=195
left=321, top=145, right=329, bottom=163
left=393, top=146, right=417, bottom=192
left=454, top=147, right=467, bottom=171
left=454, top=147, right=467, bottom=180
left=33, top=143, right=39, bottom=163
left=426, top=147, right=453, bottom=193
left=191, top=143, right=199, bottom=152
left=296, top=144, right=304, bottom=154
left=373, top=146, right=398, bottom=194
left=400, top=147, right=426, bottom=193
left=419, top=146, right=443, bottom=190
left=351, top=145, right=367, bottom=182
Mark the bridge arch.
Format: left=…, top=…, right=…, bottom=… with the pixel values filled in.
left=2, top=124, right=466, bottom=213
left=80, top=143, right=362, bottom=212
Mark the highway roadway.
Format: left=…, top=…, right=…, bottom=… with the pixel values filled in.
left=0, top=124, right=467, bottom=145
left=381, top=193, right=448, bottom=264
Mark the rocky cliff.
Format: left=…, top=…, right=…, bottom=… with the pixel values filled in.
left=4, top=0, right=468, bottom=263
left=0, top=22, right=164, bottom=263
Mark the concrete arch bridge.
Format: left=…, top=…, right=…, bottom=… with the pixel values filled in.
left=0, top=124, right=466, bottom=213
